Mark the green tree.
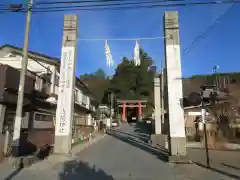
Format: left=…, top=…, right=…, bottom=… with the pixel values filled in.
left=109, top=49, right=154, bottom=100
left=79, top=49, right=156, bottom=117
left=107, top=49, right=155, bottom=116
left=80, top=68, right=110, bottom=103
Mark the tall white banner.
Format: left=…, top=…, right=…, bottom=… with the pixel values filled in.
left=55, top=46, right=76, bottom=136
left=134, top=40, right=140, bottom=66
left=105, top=40, right=114, bottom=67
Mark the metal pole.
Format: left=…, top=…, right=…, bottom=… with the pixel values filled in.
left=160, top=65, right=165, bottom=133
left=213, top=66, right=219, bottom=90
left=12, top=0, right=32, bottom=157
left=110, top=92, right=113, bottom=127
left=201, top=98, right=210, bottom=167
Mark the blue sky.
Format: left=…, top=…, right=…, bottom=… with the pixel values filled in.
left=0, top=0, right=240, bottom=77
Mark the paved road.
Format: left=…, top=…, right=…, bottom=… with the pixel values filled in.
left=0, top=123, right=239, bottom=180
left=73, top=123, right=176, bottom=180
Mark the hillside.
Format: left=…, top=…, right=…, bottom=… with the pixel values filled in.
left=182, top=72, right=240, bottom=97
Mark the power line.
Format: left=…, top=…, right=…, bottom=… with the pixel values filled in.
left=30, top=0, right=240, bottom=12
left=33, top=0, right=185, bottom=11
left=183, top=3, right=236, bottom=55
left=0, top=0, right=183, bottom=9
left=0, top=0, right=239, bottom=13
left=36, top=0, right=183, bottom=5
left=78, top=36, right=165, bottom=41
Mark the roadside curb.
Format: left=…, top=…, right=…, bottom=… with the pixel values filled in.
left=3, top=134, right=106, bottom=169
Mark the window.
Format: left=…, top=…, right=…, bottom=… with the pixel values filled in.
left=82, top=95, right=87, bottom=105
left=74, top=89, right=77, bottom=98
left=35, top=76, right=43, bottom=91
left=74, top=90, right=82, bottom=103
left=34, top=112, right=53, bottom=121
left=55, top=76, right=59, bottom=86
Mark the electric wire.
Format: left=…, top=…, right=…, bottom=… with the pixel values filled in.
left=78, top=36, right=165, bottom=41
left=0, top=0, right=239, bottom=13
left=30, top=0, right=240, bottom=12
left=0, top=0, right=185, bottom=9
left=183, top=3, right=236, bottom=55
left=36, top=0, right=184, bottom=5
left=32, top=0, right=187, bottom=11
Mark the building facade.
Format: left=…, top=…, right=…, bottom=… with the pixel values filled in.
left=0, top=44, right=98, bottom=154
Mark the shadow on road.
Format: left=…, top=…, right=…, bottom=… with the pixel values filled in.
left=59, top=160, right=114, bottom=180
left=107, top=129, right=169, bottom=162
left=194, top=162, right=240, bottom=179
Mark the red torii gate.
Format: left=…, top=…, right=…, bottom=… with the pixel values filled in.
left=117, top=99, right=147, bottom=122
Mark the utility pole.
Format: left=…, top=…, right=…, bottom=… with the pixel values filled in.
left=12, top=0, right=32, bottom=157
left=213, top=65, right=219, bottom=90
left=201, top=86, right=210, bottom=167
left=160, top=65, right=165, bottom=133
left=111, top=92, right=114, bottom=119
left=109, top=91, right=113, bottom=127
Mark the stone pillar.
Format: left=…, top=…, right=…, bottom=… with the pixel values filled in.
left=154, top=77, right=161, bottom=134
left=54, top=15, right=78, bottom=154
left=164, top=11, right=187, bottom=160
left=0, top=104, right=6, bottom=134
left=151, top=78, right=168, bottom=148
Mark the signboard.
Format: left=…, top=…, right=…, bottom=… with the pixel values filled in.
left=55, top=46, right=76, bottom=136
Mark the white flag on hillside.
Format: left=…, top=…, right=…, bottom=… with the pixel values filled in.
left=134, top=40, right=140, bottom=66
left=105, top=40, right=114, bottom=67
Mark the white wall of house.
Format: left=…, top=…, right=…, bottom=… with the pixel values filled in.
left=0, top=55, right=59, bottom=94
left=86, top=114, right=92, bottom=126
left=0, top=55, right=55, bottom=75
left=0, top=53, right=95, bottom=111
